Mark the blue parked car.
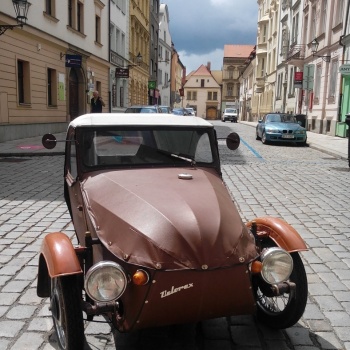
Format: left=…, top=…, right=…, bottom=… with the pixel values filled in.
left=256, top=113, right=307, bottom=146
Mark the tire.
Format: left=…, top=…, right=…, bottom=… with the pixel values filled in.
left=51, top=276, right=85, bottom=350
left=261, top=131, right=268, bottom=144
left=255, top=252, right=308, bottom=329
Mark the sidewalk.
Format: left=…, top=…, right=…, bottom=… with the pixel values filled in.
left=0, top=124, right=348, bottom=161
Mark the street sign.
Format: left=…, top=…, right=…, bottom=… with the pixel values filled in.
left=294, top=71, right=303, bottom=89
left=65, top=55, right=82, bottom=68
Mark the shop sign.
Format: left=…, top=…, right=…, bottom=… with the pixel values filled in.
left=339, top=64, right=350, bottom=75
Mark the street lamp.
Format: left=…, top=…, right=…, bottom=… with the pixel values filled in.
left=310, top=38, right=331, bottom=62
left=128, top=52, right=142, bottom=68
left=0, top=0, right=30, bottom=36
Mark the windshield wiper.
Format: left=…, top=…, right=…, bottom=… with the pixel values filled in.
left=157, top=149, right=196, bottom=166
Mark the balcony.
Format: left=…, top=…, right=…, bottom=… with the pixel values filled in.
left=286, top=44, right=306, bottom=67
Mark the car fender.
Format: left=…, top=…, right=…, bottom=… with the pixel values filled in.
left=37, top=232, right=83, bottom=297
left=246, top=217, right=307, bottom=253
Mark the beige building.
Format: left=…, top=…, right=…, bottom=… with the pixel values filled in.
left=0, top=0, right=110, bottom=141
left=129, top=0, right=149, bottom=106
left=222, top=45, right=255, bottom=118
left=183, top=63, right=221, bottom=120
left=170, top=46, right=185, bottom=109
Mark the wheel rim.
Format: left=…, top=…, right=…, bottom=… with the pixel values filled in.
left=256, top=288, right=292, bottom=315
left=262, top=132, right=266, bottom=143
left=51, top=280, right=67, bottom=349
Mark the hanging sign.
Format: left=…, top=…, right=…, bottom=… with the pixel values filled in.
left=65, top=55, right=82, bottom=68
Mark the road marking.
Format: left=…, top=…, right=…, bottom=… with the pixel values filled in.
left=240, top=137, right=264, bottom=160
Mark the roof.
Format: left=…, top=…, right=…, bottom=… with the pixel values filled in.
left=69, top=114, right=214, bottom=128
left=211, top=70, right=223, bottom=84
left=224, top=45, right=255, bottom=58
left=192, top=64, right=212, bottom=76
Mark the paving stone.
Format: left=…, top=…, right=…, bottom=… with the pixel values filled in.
left=10, top=332, right=45, bottom=350
left=0, top=320, right=25, bottom=337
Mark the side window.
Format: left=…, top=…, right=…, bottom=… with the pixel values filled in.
left=195, top=133, right=213, bottom=163
left=66, top=132, right=78, bottom=179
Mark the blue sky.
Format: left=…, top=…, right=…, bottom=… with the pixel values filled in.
left=164, top=0, right=258, bottom=73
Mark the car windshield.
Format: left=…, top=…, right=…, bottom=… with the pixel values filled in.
left=81, top=126, right=215, bottom=169
left=125, top=107, right=157, bottom=113
left=266, top=114, right=297, bottom=123
left=226, top=109, right=236, bottom=113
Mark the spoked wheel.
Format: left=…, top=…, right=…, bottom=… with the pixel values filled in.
left=51, top=276, right=85, bottom=350
left=255, top=252, right=308, bottom=329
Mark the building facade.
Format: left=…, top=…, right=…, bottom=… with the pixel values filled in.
left=128, top=0, right=150, bottom=106
left=0, top=0, right=110, bottom=141
left=110, top=0, right=129, bottom=113
left=183, top=64, right=221, bottom=120
left=157, top=4, right=172, bottom=107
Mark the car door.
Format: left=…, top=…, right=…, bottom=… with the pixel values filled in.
left=257, top=115, right=266, bottom=137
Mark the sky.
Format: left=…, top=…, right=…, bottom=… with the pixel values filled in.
left=163, top=0, right=258, bottom=73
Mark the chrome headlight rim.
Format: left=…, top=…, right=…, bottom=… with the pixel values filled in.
left=260, top=247, right=293, bottom=284
left=84, top=261, right=127, bottom=302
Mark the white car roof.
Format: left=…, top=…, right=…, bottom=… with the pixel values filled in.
left=69, top=113, right=213, bottom=128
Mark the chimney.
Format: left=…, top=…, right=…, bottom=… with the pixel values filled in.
left=207, top=62, right=211, bottom=71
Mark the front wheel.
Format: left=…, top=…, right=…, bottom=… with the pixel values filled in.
left=261, top=131, right=268, bottom=144
left=51, top=276, right=85, bottom=350
left=255, top=252, right=308, bottom=329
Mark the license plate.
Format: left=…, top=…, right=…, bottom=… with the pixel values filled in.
left=282, top=134, right=294, bottom=139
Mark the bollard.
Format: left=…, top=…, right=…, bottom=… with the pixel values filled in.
left=345, top=113, right=350, bottom=167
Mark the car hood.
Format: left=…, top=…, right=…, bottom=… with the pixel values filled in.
left=266, top=122, right=304, bottom=130
left=81, top=168, right=257, bottom=270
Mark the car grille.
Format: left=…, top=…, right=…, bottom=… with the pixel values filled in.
left=282, top=130, right=293, bottom=134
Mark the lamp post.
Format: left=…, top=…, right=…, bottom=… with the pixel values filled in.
left=128, top=52, right=142, bottom=68
left=311, top=38, right=331, bottom=62
left=0, top=0, right=30, bottom=36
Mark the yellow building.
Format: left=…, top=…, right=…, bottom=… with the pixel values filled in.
left=129, top=0, right=150, bottom=105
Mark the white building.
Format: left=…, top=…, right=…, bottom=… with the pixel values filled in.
left=158, top=4, right=172, bottom=107
left=110, top=0, right=130, bottom=112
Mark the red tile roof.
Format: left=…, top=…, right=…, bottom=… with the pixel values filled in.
left=224, top=45, right=255, bottom=58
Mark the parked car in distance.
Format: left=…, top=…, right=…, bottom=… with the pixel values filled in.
left=185, top=107, right=196, bottom=116
left=38, top=113, right=308, bottom=350
left=125, top=105, right=162, bottom=113
left=222, top=108, right=238, bottom=122
left=159, top=106, right=172, bottom=114
left=172, top=107, right=191, bottom=116
left=256, top=112, right=307, bottom=145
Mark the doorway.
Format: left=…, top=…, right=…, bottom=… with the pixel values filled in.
left=69, top=68, right=84, bottom=120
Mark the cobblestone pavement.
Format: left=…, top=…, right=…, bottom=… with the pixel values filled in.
left=0, top=122, right=350, bottom=349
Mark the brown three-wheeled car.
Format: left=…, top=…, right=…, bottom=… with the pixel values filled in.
left=37, top=114, right=308, bottom=349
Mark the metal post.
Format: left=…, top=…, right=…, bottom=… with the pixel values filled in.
left=345, top=114, right=350, bottom=167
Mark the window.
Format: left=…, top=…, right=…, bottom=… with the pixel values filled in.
left=333, top=0, right=344, bottom=26
left=314, top=65, right=322, bottom=101
left=207, top=92, right=212, bottom=100
left=45, top=0, right=55, bottom=17
left=213, top=92, right=218, bottom=100
left=227, top=84, right=233, bottom=97
left=201, top=79, right=205, bottom=87
left=17, top=60, right=30, bottom=104
left=47, top=68, right=57, bottom=106
left=320, top=0, right=327, bottom=34
left=288, top=67, right=294, bottom=95
left=328, top=60, right=338, bottom=99
left=311, top=4, right=317, bottom=40
left=77, top=1, right=84, bottom=33
left=292, top=13, right=299, bottom=44
left=95, top=15, right=101, bottom=43
left=187, top=91, right=197, bottom=100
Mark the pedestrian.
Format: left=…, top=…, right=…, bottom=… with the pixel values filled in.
left=90, top=91, right=105, bottom=113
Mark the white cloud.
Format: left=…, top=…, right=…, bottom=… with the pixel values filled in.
left=178, top=49, right=224, bottom=74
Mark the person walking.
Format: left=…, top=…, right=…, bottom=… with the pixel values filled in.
left=90, top=91, right=105, bottom=113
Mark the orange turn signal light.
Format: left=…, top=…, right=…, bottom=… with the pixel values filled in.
left=251, top=260, right=262, bottom=274
left=132, top=269, right=149, bottom=286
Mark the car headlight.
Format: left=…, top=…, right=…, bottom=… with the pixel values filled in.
left=265, top=128, right=276, bottom=133
left=85, top=261, right=127, bottom=302
left=295, top=130, right=306, bottom=134
left=260, top=247, right=293, bottom=284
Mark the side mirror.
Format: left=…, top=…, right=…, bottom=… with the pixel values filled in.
left=226, top=132, right=240, bottom=150
left=42, top=134, right=57, bottom=149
